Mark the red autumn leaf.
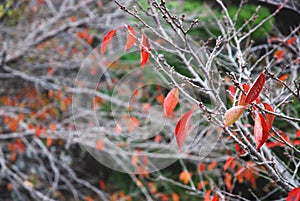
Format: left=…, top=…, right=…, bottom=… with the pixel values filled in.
left=96, top=139, right=104, bottom=151
left=254, top=112, right=269, bottom=150
left=46, top=137, right=53, bottom=147
left=204, top=190, right=211, bottom=201
left=296, top=129, right=300, bottom=138
left=198, top=163, right=205, bottom=172
left=124, top=25, right=136, bottom=51
left=101, top=29, right=117, bottom=54
left=197, top=181, right=208, bottom=190
left=238, top=83, right=250, bottom=106
left=224, top=106, right=246, bottom=127
left=263, top=102, right=275, bottom=131
left=224, top=157, right=234, bottom=171
left=274, top=49, right=284, bottom=62
left=175, top=110, right=194, bottom=149
left=245, top=72, right=266, bottom=105
left=172, top=192, right=179, bottom=201
left=163, top=88, right=179, bottom=117
left=212, top=194, right=219, bottom=201
left=279, top=73, right=289, bottom=82
left=140, top=32, right=150, bottom=67
left=287, top=37, right=296, bottom=45
left=287, top=187, right=300, bottom=201
left=224, top=172, right=233, bottom=191
left=179, top=170, right=192, bottom=184
left=208, top=161, right=217, bottom=171
left=16, top=138, right=24, bottom=153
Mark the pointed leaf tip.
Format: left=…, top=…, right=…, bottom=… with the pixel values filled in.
left=140, top=32, right=150, bottom=67
left=101, top=29, right=117, bottom=54
left=175, top=110, right=194, bottom=149
left=224, top=106, right=246, bottom=127
left=124, top=25, right=136, bottom=51
left=163, top=88, right=179, bottom=117
left=245, top=72, right=266, bottom=105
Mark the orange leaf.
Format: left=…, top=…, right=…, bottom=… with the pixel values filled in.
left=125, top=25, right=136, bottom=51
left=224, top=157, right=234, bottom=171
left=179, top=170, right=192, bottom=184
left=238, top=83, right=250, bottom=106
left=49, top=123, right=56, bottom=132
left=101, top=30, right=117, bottom=54
left=172, top=192, right=179, bottom=201
left=287, top=187, right=300, bottom=201
left=279, top=73, right=288, bottom=82
left=85, top=196, right=93, bottom=201
left=163, top=88, right=179, bottom=117
left=274, top=49, right=284, bottom=62
left=96, top=139, right=104, bottom=151
left=46, top=137, right=53, bottom=147
left=197, top=180, right=208, bottom=190
left=100, top=180, right=106, bottom=190
left=35, top=126, right=41, bottom=137
left=175, top=110, right=194, bottom=149
left=208, top=161, right=217, bottom=171
left=287, top=37, right=296, bottom=45
left=263, top=102, right=275, bottom=131
left=245, top=72, right=266, bottom=105
left=224, top=106, right=246, bottom=127
left=140, top=32, right=150, bottom=67
left=224, top=172, right=232, bottom=191
left=254, top=112, right=269, bottom=150
left=204, top=190, right=211, bottom=201
left=156, top=94, right=165, bottom=105
left=16, top=139, right=24, bottom=153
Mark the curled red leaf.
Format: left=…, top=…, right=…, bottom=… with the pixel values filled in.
left=163, top=88, right=179, bottom=117
left=263, top=102, right=275, bottom=131
left=175, top=110, right=194, bottom=149
left=101, top=29, right=117, bottom=54
left=224, top=106, right=246, bottom=127
left=124, top=25, right=136, bottom=51
left=140, top=32, right=150, bottom=67
left=254, top=112, right=269, bottom=150
left=245, top=72, right=266, bottom=105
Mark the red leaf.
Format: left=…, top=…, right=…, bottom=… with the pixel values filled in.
left=140, top=32, right=150, bottom=67
left=224, top=157, right=234, bottom=171
left=124, top=25, right=136, bottom=51
left=163, top=88, right=179, bottom=117
left=238, top=83, right=250, bottom=106
left=224, top=106, right=246, bottom=127
left=204, top=190, right=211, bottom=201
left=101, top=30, right=117, bottom=54
left=245, top=72, right=266, bottom=105
left=287, top=187, right=300, bottom=201
left=198, top=163, right=205, bottom=172
left=287, top=37, right=296, bottom=45
left=175, top=110, right=194, bottom=149
left=224, top=173, right=233, bottom=191
left=296, top=129, right=300, bottom=138
left=279, top=74, right=289, bottom=82
left=212, top=194, right=219, bottom=201
left=16, top=138, right=24, bottom=153
left=254, top=112, right=269, bottom=150
left=274, top=49, right=285, bottom=62
left=263, top=102, right=275, bottom=131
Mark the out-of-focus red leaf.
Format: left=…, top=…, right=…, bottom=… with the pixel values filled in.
left=16, top=139, right=24, bottom=153
left=140, top=32, right=150, bottom=67
left=224, top=157, right=234, bottom=171
left=245, top=72, right=266, bottom=105
left=266, top=141, right=284, bottom=148
left=274, top=49, right=284, bottom=62
left=208, top=161, right=217, bottom=171
left=263, top=102, right=275, bottom=131
left=287, top=187, right=300, bottom=201
left=179, top=170, right=192, bottom=184
left=197, top=181, right=208, bottom=190
left=224, top=173, right=232, bottom=191
left=238, top=83, right=250, bottom=106
left=279, top=74, right=289, bottom=82
left=46, top=137, right=53, bottom=147
left=224, top=106, right=246, bottom=127
left=287, top=37, right=296, bottom=45
left=175, top=110, right=194, bottom=149
left=96, top=139, right=104, bottom=151
left=163, top=88, right=179, bottom=117
left=296, top=130, right=300, bottom=138
left=235, top=143, right=246, bottom=155
left=212, top=194, right=219, bottom=201
left=204, top=190, right=211, bottom=201
left=172, top=192, right=179, bottom=201
left=124, top=25, right=136, bottom=51
left=101, top=30, right=117, bottom=54
left=254, top=112, right=269, bottom=150
left=198, top=163, right=205, bottom=172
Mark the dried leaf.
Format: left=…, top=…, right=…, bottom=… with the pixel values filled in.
left=245, top=72, right=266, bottom=105
left=101, top=30, right=117, bottom=54
left=263, top=102, right=275, bottom=131
left=254, top=112, right=269, bottom=150
left=124, top=25, right=136, bottom=51
left=175, top=110, right=194, bottom=149
left=224, top=106, right=246, bottom=127
left=163, top=88, right=179, bottom=117
left=287, top=187, right=300, bottom=201
left=140, top=32, right=150, bottom=67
